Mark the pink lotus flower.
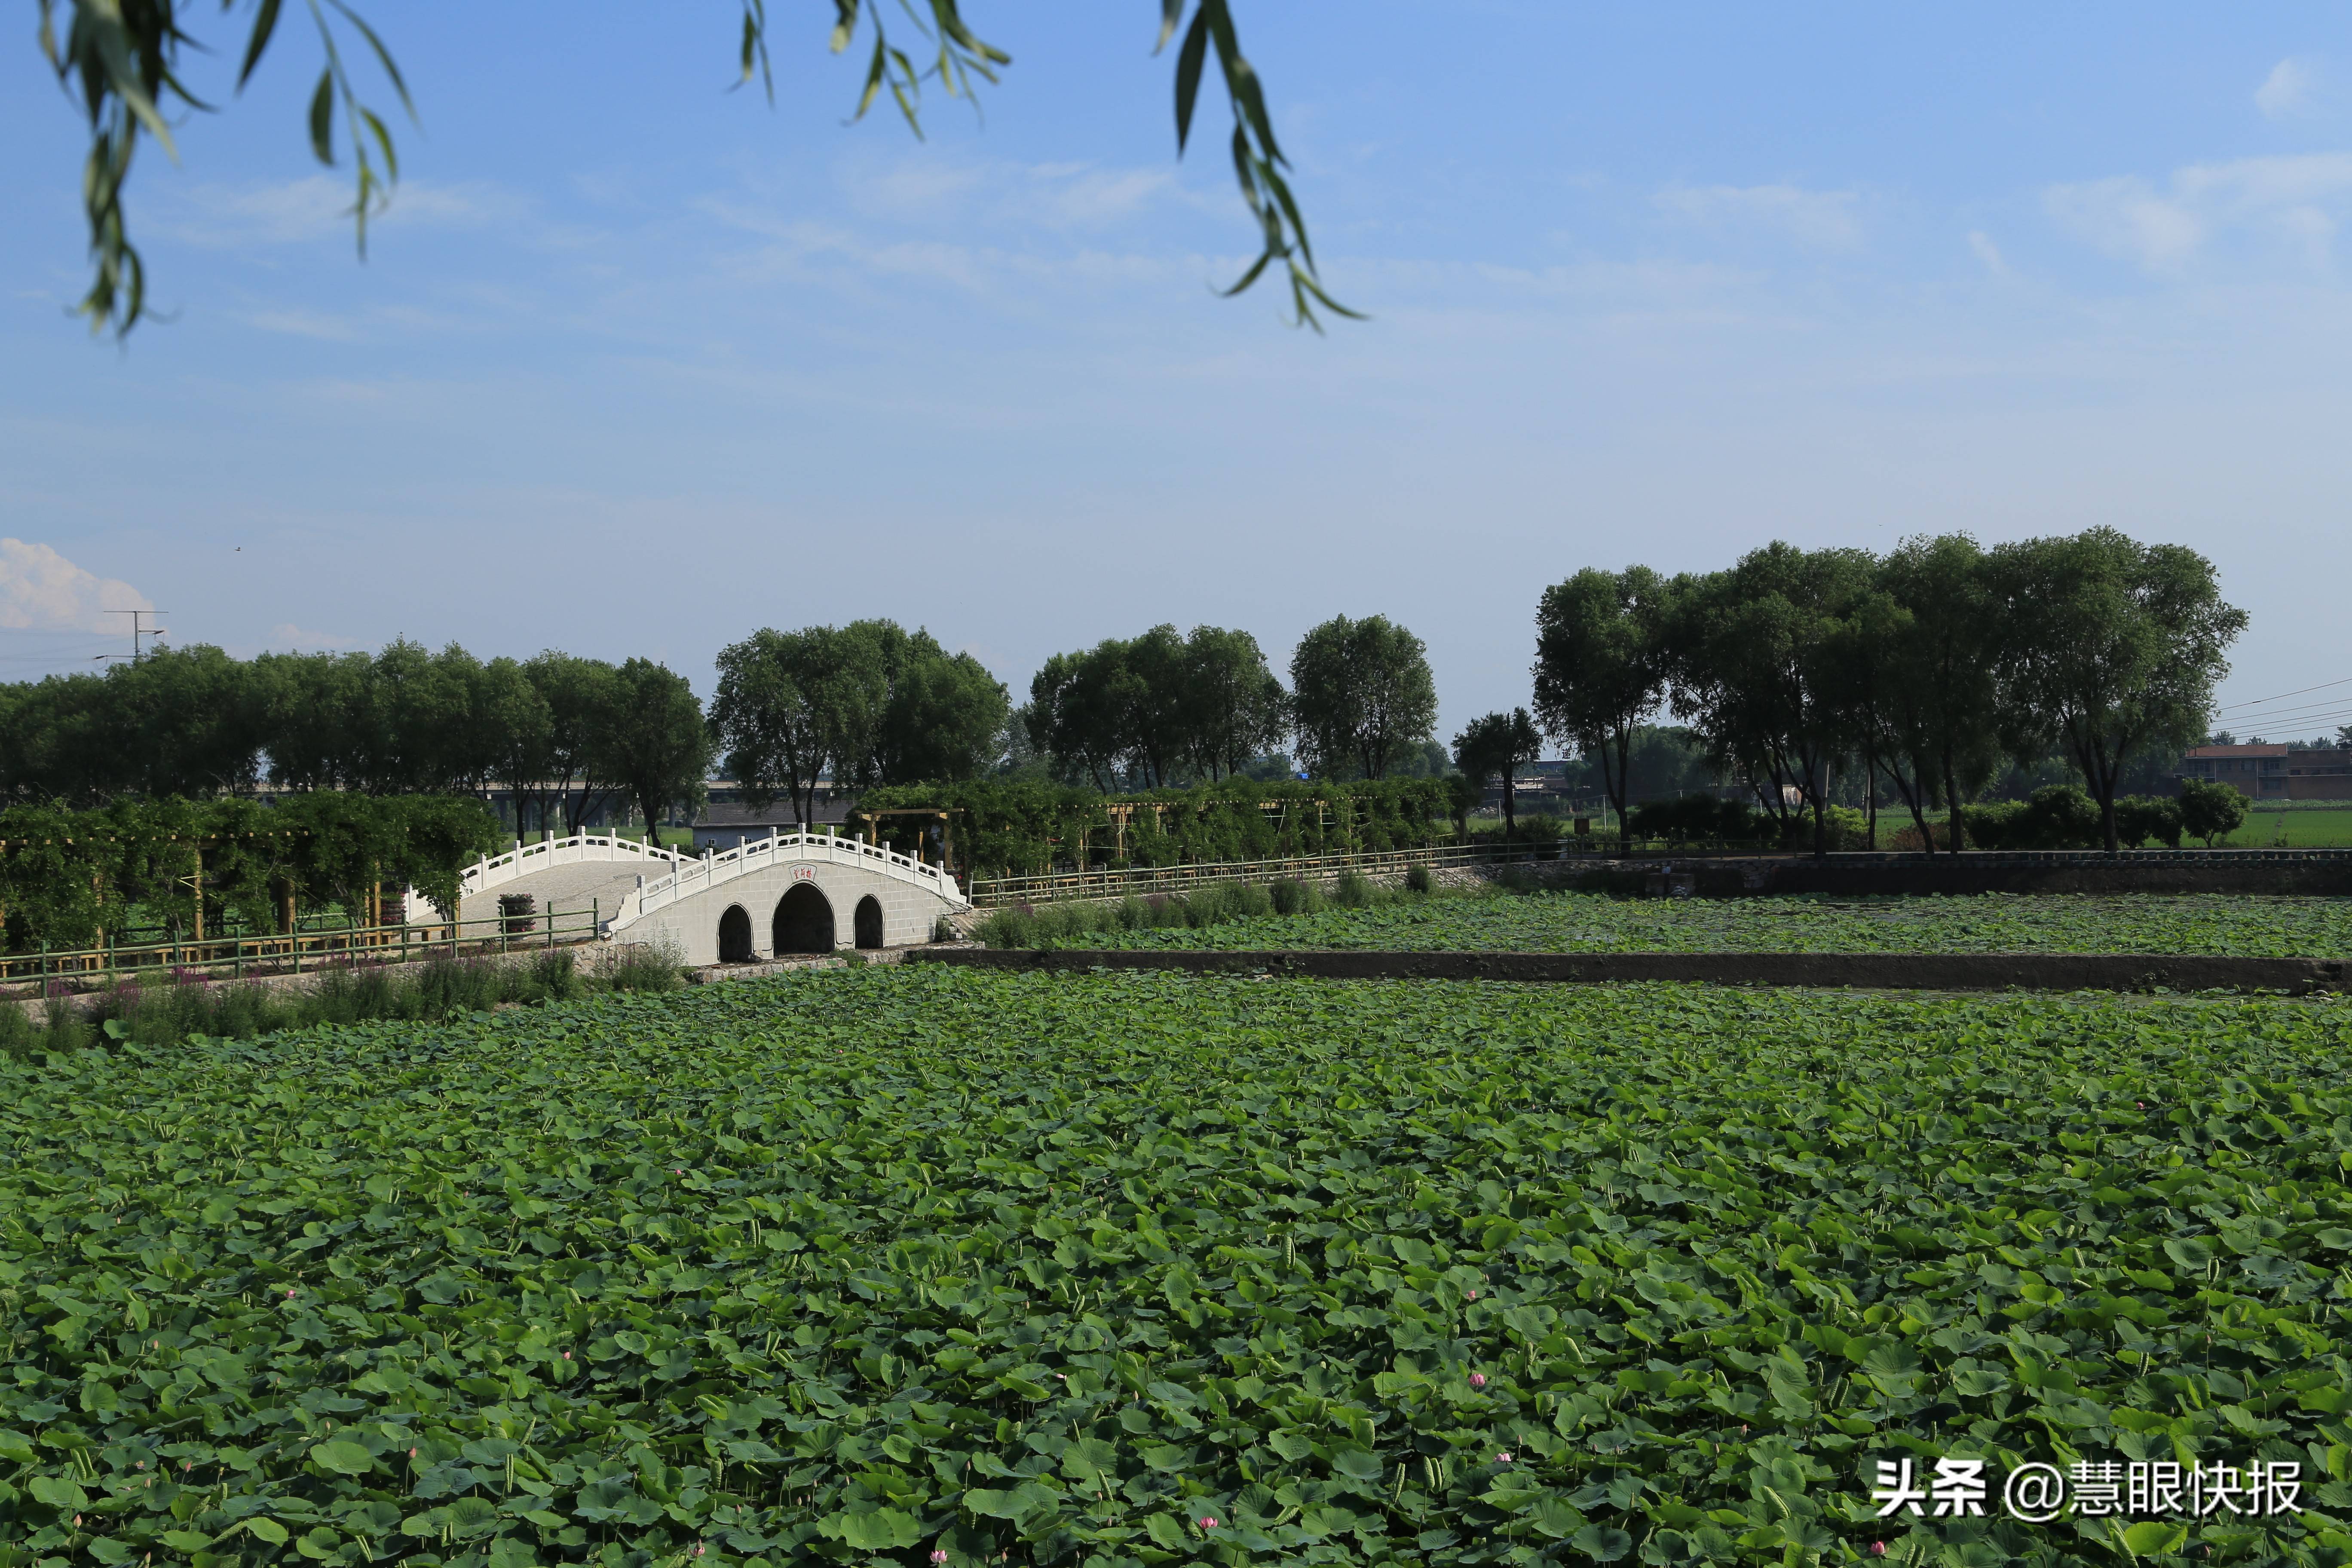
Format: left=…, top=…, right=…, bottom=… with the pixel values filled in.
left=694, top=1546, right=704, bottom=1558
left=1198, top=1516, right=1218, bottom=1530
left=286, top=1288, right=296, bottom=1298
left=931, top=1553, right=949, bottom=1565
left=1467, top=1289, right=1478, bottom=1300
left=1871, top=1545, right=1887, bottom=1558
left=1496, top=1452, right=1512, bottom=1464
left=1469, top=1372, right=1487, bottom=1388
left=563, top=1351, right=572, bottom=1360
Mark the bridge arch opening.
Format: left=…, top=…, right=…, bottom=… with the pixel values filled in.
left=773, top=883, right=835, bottom=954
left=854, top=895, right=884, bottom=949
left=717, top=904, right=755, bottom=963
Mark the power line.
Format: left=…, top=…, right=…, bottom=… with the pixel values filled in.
left=2217, top=674, right=2352, bottom=712
left=98, top=608, right=167, bottom=665
left=2205, top=706, right=2352, bottom=738
left=2205, top=697, right=2352, bottom=729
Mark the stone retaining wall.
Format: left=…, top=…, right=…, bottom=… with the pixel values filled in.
left=910, top=946, right=2352, bottom=995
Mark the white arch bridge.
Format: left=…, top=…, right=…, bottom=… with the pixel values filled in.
left=443, top=830, right=969, bottom=967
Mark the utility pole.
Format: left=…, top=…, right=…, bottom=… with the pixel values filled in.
left=95, top=609, right=167, bottom=664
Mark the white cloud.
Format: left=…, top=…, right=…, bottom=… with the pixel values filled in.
left=161, top=175, right=503, bottom=248
left=0, top=539, right=152, bottom=632
left=1654, top=183, right=1863, bottom=248
left=2257, top=57, right=2319, bottom=121
left=837, top=153, right=1181, bottom=232
left=1967, top=230, right=2011, bottom=277
left=270, top=623, right=363, bottom=651
left=2044, top=152, right=2352, bottom=272
left=242, top=308, right=361, bottom=341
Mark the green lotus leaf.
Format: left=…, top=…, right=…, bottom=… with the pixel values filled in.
left=1570, top=1523, right=1633, bottom=1562
left=27, top=1475, right=89, bottom=1512
left=309, top=1439, right=376, bottom=1476
left=2120, top=1520, right=2188, bottom=1556
left=2162, top=1237, right=2215, bottom=1271
left=831, top=1509, right=920, bottom=1550
left=1143, top=1514, right=1191, bottom=1550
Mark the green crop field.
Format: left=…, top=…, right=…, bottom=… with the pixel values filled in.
left=4, top=967, right=2351, bottom=1566
left=1003, top=890, right=2352, bottom=959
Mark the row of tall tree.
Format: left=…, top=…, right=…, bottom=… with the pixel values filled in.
left=1527, top=528, right=2245, bottom=853
left=1023, top=615, right=1441, bottom=789
left=0, top=641, right=708, bottom=842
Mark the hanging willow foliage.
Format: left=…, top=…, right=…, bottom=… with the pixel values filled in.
left=0, top=793, right=502, bottom=953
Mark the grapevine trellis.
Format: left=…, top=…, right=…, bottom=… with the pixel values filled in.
left=856, top=776, right=1466, bottom=881
left=0, top=794, right=504, bottom=956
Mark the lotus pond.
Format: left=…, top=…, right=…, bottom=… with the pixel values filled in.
left=3, top=967, right=2351, bottom=1567
left=990, top=890, right=2352, bottom=959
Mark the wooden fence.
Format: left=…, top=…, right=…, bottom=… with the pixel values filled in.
left=966, top=841, right=1565, bottom=909
left=0, top=903, right=603, bottom=998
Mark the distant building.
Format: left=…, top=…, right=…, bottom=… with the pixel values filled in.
left=2180, top=744, right=2352, bottom=801
left=1479, top=759, right=1585, bottom=815
left=690, top=795, right=855, bottom=853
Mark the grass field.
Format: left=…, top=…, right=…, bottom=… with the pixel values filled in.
left=3, top=967, right=2350, bottom=1566
left=991, top=888, right=2352, bottom=959
left=2221, top=808, right=2352, bottom=848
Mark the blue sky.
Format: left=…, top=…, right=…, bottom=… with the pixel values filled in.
left=6, top=3, right=2352, bottom=745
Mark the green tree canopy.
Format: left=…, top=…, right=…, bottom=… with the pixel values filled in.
left=1531, top=565, right=1671, bottom=851
left=1027, top=642, right=1144, bottom=791
left=715, top=620, right=1008, bottom=819
left=474, top=655, right=556, bottom=832
left=599, top=658, right=712, bottom=848
left=1667, top=544, right=1874, bottom=856
left=1868, top=534, right=2005, bottom=851
left=1180, top=625, right=1289, bottom=782
left=1289, top=613, right=1437, bottom=781
left=710, top=627, right=836, bottom=827
left=1451, top=707, right=1541, bottom=835
left=872, top=635, right=1012, bottom=787
left=524, top=651, right=628, bottom=835
left=1990, top=527, right=2245, bottom=853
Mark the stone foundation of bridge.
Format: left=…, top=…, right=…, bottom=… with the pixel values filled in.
left=621, top=861, right=949, bottom=967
